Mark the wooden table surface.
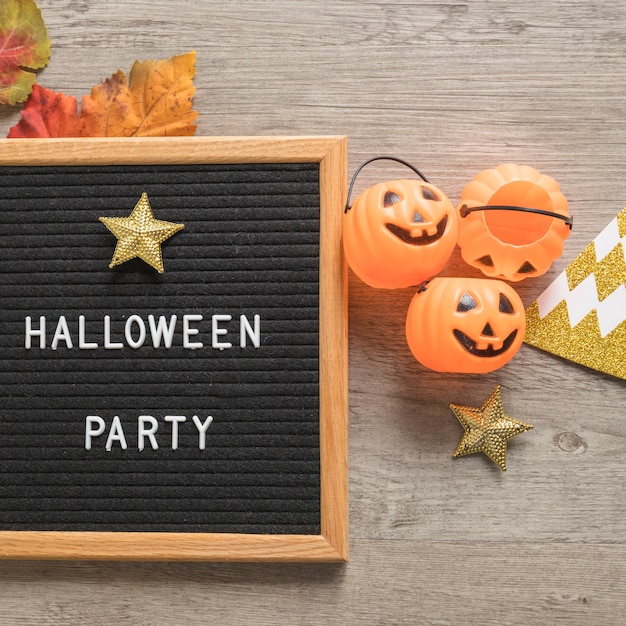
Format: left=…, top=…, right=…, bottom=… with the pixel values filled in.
left=0, top=1, right=624, bottom=624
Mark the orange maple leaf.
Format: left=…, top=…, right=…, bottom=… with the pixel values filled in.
left=80, top=52, right=197, bottom=137
left=8, top=51, right=197, bottom=138
left=0, top=0, right=51, bottom=105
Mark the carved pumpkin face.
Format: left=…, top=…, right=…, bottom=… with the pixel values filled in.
left=456, top=164, right=571, bottom=282
left=343, top=178, right=458, bottom=289
left=406, top=277, right=525, bottom=373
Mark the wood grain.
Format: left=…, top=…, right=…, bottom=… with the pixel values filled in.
left=0, top=0, right=624, bottom=622
left=0, top=541, right=623, bottom=625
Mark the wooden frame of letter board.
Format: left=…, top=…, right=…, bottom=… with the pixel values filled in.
left=0, top=136, right=348, bottom=562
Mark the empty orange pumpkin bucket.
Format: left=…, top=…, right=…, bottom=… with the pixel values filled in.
left=456, top=164, right=572, bottom=281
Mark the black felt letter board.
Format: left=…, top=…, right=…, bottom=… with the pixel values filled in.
left=0, top=162, right=322, bottom=534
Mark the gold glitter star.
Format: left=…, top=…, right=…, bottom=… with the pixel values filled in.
left=450, top=385, right=532, bottom=471
left=99, top=193, right=184, bottom=273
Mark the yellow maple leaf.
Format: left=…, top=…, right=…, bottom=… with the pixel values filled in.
left=79, top=51, right=197, bottom=137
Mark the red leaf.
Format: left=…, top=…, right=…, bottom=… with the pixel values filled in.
left=7, top=84, right=81, bottom=137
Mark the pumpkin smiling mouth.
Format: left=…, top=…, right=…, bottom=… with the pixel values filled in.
left=453, top=329, right=518, bottom=357
left=385, top=216, right=448, bottom=245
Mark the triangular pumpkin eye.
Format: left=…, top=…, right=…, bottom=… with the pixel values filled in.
left=476, top=255, right=494, bottom=267
left=499, top=293, right=515, bottom=314
left=457, top=292, right=477, bottom=312
left=421, top=186, right=441, bottom=201
left=383, top=191, right=402, bottom=207
left=518, top=261, right=536, bottom=274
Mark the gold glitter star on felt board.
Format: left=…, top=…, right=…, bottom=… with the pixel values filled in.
left=99, top=193, right=184, bottom=273
left=450, top=385, right=533, bottom=471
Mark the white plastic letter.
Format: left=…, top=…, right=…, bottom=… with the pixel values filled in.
left=212, top=314, right=232, bottom=349
left=85, top=415, right=106, bottom=450
left=182, top=314, right=203, bottom=349
left=105, top=416, right=128, bottom=451
left=164, top=415, right=187, bottom=450
left=78, top=315, right=98, bottom=349
left=148, top=315, right=178, bottom=349
left=25, top=316, right=46, bottom=349
left=240, top=314, right=261, bottom=348
left=138, top=415, right=159, bottom=451
left=192, top=415, right=213, bottom=450
left=104, top=315, right=123, bottom=349
left=125, top=315, right=146, bottom=349
left=51, top=316, right=73, bottom=350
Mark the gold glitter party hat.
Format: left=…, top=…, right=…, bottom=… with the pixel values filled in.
left=524, top=206, right=626, bottom=379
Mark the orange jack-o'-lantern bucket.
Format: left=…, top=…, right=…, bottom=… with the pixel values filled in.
left=343, top=157, right=458, bottom=289
left=406, top=276, right=525, bottom=373
left=456, top=164, right=572, bottom=281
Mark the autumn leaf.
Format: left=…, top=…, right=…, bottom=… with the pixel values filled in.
left=7, top=84, right=81, bottom=137
left=81, top=52, right=198, bottom=137
left=8, top=51, right=197, bottom=138
left=0, top=0, right=51, bottom=105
